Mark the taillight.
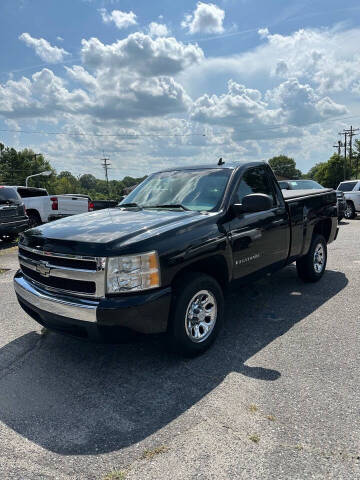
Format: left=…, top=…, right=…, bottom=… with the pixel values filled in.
left=88, top=201, right=94, bottom=212
left=50, top=197, right=58, bottom=210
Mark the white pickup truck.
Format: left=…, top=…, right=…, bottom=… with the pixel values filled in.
left=337, top=180, right=360, bottom=219
left=10, top=187, right=92, bottom=227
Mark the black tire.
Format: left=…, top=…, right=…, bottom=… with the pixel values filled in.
left=296, top=234, right=327, bottom=283
left=27, top=211, right=42, bottom=228
left=168, top=272, right=224, bottom=357
left=344, top=201, right=356, bottom=219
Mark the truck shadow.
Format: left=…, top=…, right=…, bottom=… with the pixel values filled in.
left=0, top=239, right=17, bottom=251
left=0, top=267, right=347, bottom=455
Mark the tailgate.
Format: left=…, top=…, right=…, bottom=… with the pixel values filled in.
left=57, top=196, right=89, bottom=215
left=0, top=204, right=20, bottom=221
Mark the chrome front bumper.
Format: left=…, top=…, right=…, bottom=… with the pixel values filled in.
left=14, top=274, right=99, bottom=323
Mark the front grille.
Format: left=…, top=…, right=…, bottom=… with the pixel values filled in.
left=18, top=245, right=105, bottom=298
left=22, top=265, right=96, bottom=294
left=19, top=246, right=97, bottom=270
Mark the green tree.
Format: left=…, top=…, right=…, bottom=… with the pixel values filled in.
left=79, top=174, right=97, bottom=190
left=0, top=142, right=143, bottom=201
left=0, top=146, right=53, bottom=186
left=268, top=155, right=302, bottom=179
left=307, top=154, right=348, bottom=188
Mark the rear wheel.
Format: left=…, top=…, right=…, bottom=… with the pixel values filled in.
left=168, top=273, right=224, bottom=356
left=344, top=201, right=356, bottom=219
left=27, top=211, right=42, bottom=228
left=296, top=234, right=327, bottom=283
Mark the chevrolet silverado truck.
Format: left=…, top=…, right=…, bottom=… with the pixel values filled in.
left=14, top=161, right=338, bottom=355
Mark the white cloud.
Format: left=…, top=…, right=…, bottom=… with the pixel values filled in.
left=181, top=26, right=360, bottom=96
left=99, top=8, right=137, bottom=29
left=0, top=69, right=89, bottom=119
left=190, top=80, right=282, bottom=139
left=0, top=63, right=191, bottom=123
left=182, top=2, right=225, bottom=34
left=19, top=33, right=69, bottom=63
left=258, top=27, right=269, bottom=39
left=81, top=33, right=204, bottom=76
left=1, top=32, right=205, bottom=125
left=190, top=78, right=347, bottom=141
left=3, top=26, right=360, bottom=177
left=148, top=22, right=169, bottom=37
left=268, top=78, right=348, bottom=126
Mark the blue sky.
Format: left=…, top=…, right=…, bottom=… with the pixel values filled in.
left=1, top=0, right=360, bottom=180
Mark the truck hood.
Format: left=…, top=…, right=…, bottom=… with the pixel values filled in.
left=21, top=207, right=205, bottom=253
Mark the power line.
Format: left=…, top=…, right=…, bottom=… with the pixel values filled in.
left=0, top=129, right=206, bottom=138
left=1, top=112, right=360, bottom=140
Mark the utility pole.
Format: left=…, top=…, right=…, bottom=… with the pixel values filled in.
left=333, top=140, right=342, bottom=158
left=339, top=131, right=348, bottom=180
left=341, top=127, right=359, bottom=179
left=344, top=132, right=347, bottom=181
left=101, top=158, right=111, bottom=198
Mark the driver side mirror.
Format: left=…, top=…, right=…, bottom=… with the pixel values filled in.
left=232, top=193, right=273, bottom=216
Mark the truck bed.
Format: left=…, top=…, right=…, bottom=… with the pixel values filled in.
left=282, top=188, right=333, bottom=201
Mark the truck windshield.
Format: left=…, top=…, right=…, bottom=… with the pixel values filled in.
left=120, top=169, right=232, bottom=212
left=337, top=181, right=357, bottom=192
left=287, top=180, right=324, bottom=189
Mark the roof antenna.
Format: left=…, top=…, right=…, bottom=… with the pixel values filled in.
left=218, top=157, right=225, bottom=166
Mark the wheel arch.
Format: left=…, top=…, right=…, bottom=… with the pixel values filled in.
left=26, top=208, right=41, bottom=219
left=313, top=218, right=332, bottom=244
left=171, top=254, right=230, bottom=292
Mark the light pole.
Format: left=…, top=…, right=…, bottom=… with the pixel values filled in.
left=25, top=170, right=52, bottom=187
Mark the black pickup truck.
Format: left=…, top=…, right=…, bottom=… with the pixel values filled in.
left=14, top=161, right=338, bottom=355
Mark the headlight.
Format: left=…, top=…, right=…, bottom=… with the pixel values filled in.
left=106, top=251, right=160, bottom=293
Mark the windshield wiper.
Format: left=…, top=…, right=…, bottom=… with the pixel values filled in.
left=146, top=204, right=190, bottom=211
left=118, top=202, right=142, bottom=209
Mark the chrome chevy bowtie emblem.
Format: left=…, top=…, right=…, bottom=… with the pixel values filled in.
left=35, top=262, right=51, bottom=277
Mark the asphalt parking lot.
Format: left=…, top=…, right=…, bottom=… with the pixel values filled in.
left=0, top=220, right=359, bottom=480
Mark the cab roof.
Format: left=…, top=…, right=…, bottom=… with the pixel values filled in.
left=157, top=160, right=266, bottom=173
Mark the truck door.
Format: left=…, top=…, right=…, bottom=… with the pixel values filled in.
left=228, top=165, right=290, bottom=279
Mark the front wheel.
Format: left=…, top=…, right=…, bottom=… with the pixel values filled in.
left=168, top=273, right=224, bottom=356
left=296, top=234, right=327, bottom=283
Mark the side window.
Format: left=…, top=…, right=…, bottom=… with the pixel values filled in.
left=234, top=166, right=276, bottom=206
left=17, top=188, right=48, bottom=198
